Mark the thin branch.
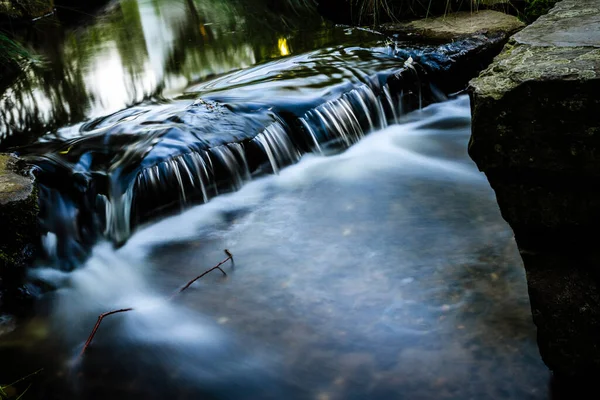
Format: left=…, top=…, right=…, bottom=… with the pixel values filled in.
left=176, top=265, right=226, bottom=293
left=80, top=308, right=134, bottom=356
left=175, top=252, right=233, bottom=295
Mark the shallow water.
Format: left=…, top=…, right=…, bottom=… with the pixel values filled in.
left=1, top=97, right=551, bottom=399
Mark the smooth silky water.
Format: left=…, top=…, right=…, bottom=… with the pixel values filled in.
left=2, top=97, right=550, bottom=399
left=0, top=0, right=551, bottom=399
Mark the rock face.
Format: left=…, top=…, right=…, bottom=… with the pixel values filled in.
left=0, top=154, right=39, bottom=315
left=469, top=0, right=600, bottom=379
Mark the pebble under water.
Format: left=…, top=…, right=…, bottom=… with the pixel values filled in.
left=1, top=96, right=551, bottom=399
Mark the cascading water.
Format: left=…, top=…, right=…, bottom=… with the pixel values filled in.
left=20, top=42, right=445, bottom=263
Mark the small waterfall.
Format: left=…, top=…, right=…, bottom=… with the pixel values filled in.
left=24, top=49, right=446, bottom=267
left=106, top=184, right=135, bottom=245
left=130, top=140, right=254, bottom=229
left=300, top=83, right=398, bottom=151
left=119, top=76, right=422, bottom=240
left=252, top=120, right=300, bottom=174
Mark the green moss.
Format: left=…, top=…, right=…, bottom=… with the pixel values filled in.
left=0, top=156, right=40, bottom=314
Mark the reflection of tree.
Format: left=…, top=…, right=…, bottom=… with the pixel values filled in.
left=163, top=0, right=322, bottom=86
left=0, top=0, right=152, bottom=149
left=0, top=0, right=324, bottom=150
left=163, top=0, right=247, bottom=82
left=0, top=19, right=90, bottom=149
left=113, top=0, right=149, bottom=77
left=113, top=0, right=153, bottom=104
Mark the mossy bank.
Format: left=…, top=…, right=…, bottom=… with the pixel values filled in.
left=0, top=154, right=40, bottom=316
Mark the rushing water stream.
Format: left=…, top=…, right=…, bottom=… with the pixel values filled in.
left=3, top=96, right=551, bottom=399
left=0, top=0, right=552, bottom=399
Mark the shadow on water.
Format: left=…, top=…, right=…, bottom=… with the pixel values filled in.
left=0, top=97, right=554, bottom=399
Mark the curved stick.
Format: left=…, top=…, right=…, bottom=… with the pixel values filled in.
left=80, top=308, right=134, bottom=356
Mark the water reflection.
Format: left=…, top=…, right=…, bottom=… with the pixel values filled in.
left=0, top=0, right=326, bottom=149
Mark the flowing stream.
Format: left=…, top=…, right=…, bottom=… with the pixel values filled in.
left=4, top=96, right=550, bottom=399
left=0, top=0, right=551, bottom=399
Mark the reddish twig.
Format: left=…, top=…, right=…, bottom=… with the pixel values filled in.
left=80, top=308, right=134, bottom=356
left=80, top=250, right=234, bottom=357
left=175, top=250, right=233, bottom=295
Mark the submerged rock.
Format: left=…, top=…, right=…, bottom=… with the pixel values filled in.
left=469, top=0, right=600, bottom=379
left=0, top=153, right=40, bottom=315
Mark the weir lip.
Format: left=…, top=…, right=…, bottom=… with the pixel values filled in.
left=12, top=11, right=523, bottom=265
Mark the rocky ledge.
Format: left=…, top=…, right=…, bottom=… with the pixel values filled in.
left=381, top=9, right=525, bottom=41
left=0, top=153, right=39, bottom=316
left=469, top=0, right=600, bottom=379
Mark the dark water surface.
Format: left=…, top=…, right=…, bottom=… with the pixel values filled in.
left=0, top=0, right=552, bottom=398
left=0, top=0, right=345, bottom=148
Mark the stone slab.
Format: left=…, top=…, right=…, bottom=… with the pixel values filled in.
left=514, top=0, right=600, bottom=47
left=382, top=10, right=525, bottom=41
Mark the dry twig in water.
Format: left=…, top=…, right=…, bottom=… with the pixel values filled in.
left=80, top=308, right=134, bottom=356
left=176, top=250, right=233, bottom=295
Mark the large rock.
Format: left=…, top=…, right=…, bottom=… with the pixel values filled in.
left=0, top=153, right=39, bottom=315
left=469, top=0, right=600, bottom=379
